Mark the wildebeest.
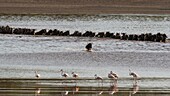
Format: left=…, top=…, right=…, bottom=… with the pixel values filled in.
left=85, top=43, right=92, bottom=51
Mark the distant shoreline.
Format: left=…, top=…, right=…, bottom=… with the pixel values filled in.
left=0, top=0, right=170, bottom=15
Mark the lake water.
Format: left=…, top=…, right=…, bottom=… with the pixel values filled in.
left=0, top=14, right=170, bottom=95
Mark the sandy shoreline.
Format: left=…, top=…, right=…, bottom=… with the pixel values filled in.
left=0, top=0, right=170, bottom=14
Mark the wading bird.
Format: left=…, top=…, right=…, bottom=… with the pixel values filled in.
left=85, top=43, right=92, bottom=51
left=110, top=71, right=118, bottom=79
left=72, top=72, right=79, bottom=86
left=129, top=69, right=139, bottom=84
left=108, top=71, right=117, bottom=85
left=60, top=69, right=69, bottom=78
left=94, top=74, right=103, bottom=80
left=35, top=71, right=40, bottom=78
left=94, top=74, right=103, bottom=95
left=108, top=71, right=119, bottom=94
left=60, top=69, right=69, bottom=92
left=72, top=72, right=78, bottom=78
left=94, top=74, right=103, bottom=86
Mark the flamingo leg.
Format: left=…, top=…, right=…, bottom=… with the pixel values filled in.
left=114, top=79, right=117, bottom=86
left=101, top=80, right=103, bottom=89
left=133, top=77, right=137, bottom=85
left=75, top=79, right=77, bottom=86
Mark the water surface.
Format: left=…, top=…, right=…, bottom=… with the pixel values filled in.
left=0, top=14, right=170, bottom=95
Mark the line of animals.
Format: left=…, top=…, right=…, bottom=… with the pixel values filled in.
left=35, top=69, right=139, bottom=84
left=0, top=25, right=168, bottom=42
left=35, top=69, right=139, bottom=95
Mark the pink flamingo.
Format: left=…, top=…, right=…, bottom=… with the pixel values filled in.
left=129, top=69, right=139, bottom=84
left=94, top=74, right=103, bottom=95
left=35, top=71, right=40, bottom=79
left=60, top=69, right=69, bottom=78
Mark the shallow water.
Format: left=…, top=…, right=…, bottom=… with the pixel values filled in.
left=0, top=34, right=170, bottom=53
left=0, top=78, right=170, bottom=96
left=0, top=14, right=170, bottom=95
left=0, top=32, right=170, bottom=87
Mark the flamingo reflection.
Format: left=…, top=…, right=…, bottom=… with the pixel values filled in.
left=109, top=84, right=118, bottom=95
left=94, top=74, right=103, bottom=95
left=72, top=86, right=80, bottom=95
left=72, top=72, right=79, bottom=86
left=35, top=88, right=41, bottom=96
left=129, top=83, right=139, bottom=96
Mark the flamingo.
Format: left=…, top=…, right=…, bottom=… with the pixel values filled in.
left=110, top=71, right=118, bottom=79
left=60, top=69, right=69, bottom=95
left=129, top=69, right=139, bottom=84
left=60, top=69, right=69, bottom=78
left=94, top=74, right=103, bottom=80
left=72, top=72, right=78, bottom=78
left=108, top=72, right=116, bottom=79
left=35, top=71, right=40, bottom=78
left=95, top=74, right=103, bottom=86
left=94, top=74, right=103, bottom=95
left=108, top=71, right=118, bottom=94
left=72, top=72, right=78, bottom=86
left=108, top=72, right=117, bottom=85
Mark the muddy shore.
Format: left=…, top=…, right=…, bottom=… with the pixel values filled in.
left=0, top=0, right=170, bottom=14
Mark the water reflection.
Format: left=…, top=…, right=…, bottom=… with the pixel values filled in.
left=72, top=86, right=80, bottom=95
left=108, top=84, right=119, bottom=95
left=0, top=78, right=170, bottom=96
left=61, top=91, right=69, bottom=96
left=129, top=83, right=139, bottom=96
left=35, top=88, right=41, bottom=96
left=97, top=91, right=103, bottom=95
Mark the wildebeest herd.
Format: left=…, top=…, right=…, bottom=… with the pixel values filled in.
left=0, top=25, right=168, bottom=42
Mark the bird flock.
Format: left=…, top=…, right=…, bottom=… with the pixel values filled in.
left=34, top=69, right=139, bottom=95
left=35, top=69, right=139, bottom=84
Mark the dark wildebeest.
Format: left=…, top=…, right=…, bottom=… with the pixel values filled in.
left=85, top=43, right=92, bottom=51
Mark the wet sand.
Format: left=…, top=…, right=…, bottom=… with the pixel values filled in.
left=0, top=0, right=170, bottom=14
left=0, top=78, right=170, bottom=95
